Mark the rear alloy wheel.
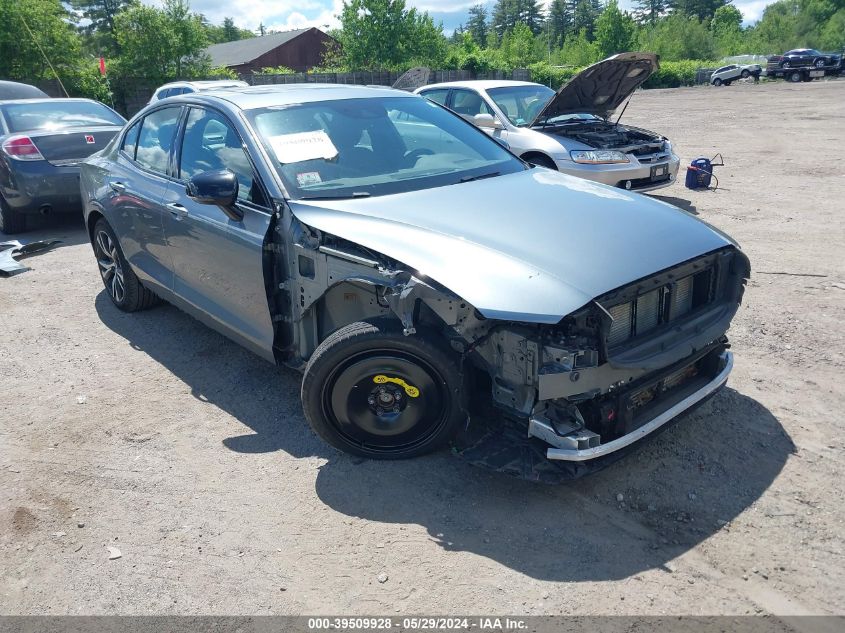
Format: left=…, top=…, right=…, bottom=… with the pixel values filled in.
left=781, top=61, right=791, bottom=69
left=301, top=319, right=464, bottom=459
left=93, top=218, right=158, bottom=312
left=814, top=58, right=825, bottom=68
left=0, top=196, right=26, bottom=234
left=713, top=78, right=723, bottom=86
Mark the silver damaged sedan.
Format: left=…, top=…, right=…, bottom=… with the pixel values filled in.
left=80, top=84, right=749, bottom=478
left=416, top=53, right=681, bottom=193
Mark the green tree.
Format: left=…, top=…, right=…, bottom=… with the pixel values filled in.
left=670, top=0, right=730, bottom=22
left=0, top=0, right=84, bottom=83
left=572, top=0, right=601, bottom=40
left=466, top=4, right=489, bottom=46
left=499, top=21, right=538, bottom=67
left=637, top=13, right=716, bottom=59
left=819, top=9, right=845, bottom=49
left=547, top=0, right=572, bottom=48
left=491, top=0, right=545, bottom=38
left=337, top=0, right=446, bottom=70
left=711, top=4, right=744, bottom=54
left=633, top=0, right=668, bottom=25
left=70, top=0, right=130, bottom=55
left=595, top=1, right=636, bottom=58
left=113, top=0, right=210, bottom=80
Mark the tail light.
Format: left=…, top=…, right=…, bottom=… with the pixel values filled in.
left=2, top=135, right=44, bottom=161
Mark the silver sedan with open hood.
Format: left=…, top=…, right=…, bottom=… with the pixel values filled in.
left=80, top=84, right=748, bottom=479
left=416, top=52, right=680, bottom=193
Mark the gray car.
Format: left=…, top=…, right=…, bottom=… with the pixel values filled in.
left=0, top=98, right=125, bottom=233
left=416, top=53, right=680, bottom=193
left=80, top=84, right=748, bottom=475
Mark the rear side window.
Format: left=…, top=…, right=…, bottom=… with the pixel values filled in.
left=420, top=89, right=448, bottom=105
left=121, top=120, right=141, bottom=159
left=135, top=107, right=181, bottom=174
left=450, top=90, right=492, bottom=117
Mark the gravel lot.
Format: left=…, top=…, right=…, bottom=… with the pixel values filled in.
left=2, top=79, right=843, bottom=617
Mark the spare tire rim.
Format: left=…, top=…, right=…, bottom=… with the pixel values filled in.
left=95, top=230, right=125, bottom=303
left=321, top=349, right=450, bottom=454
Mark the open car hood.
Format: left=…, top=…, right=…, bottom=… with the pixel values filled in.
left=530, top=52, right=659, bottom=125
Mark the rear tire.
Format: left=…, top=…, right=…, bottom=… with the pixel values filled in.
left=713, top=78, right=723, bottom=86
left=93, top=218, right=158, bottom=312
left=814, top=58, right=825, bottom=68
left=0, top=197, right=26, bottom=234
left=301, top=319, right=465, bottom=459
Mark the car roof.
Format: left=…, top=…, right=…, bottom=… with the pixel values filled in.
left=157, top=80, right=248, bottom=90
left=0, top=97, right=102, bottom=106
left=0, top=80, right=49, bottom=100
left=168, top=83, right=417, bottom=110
left=417, top=80, right=542, bottom=92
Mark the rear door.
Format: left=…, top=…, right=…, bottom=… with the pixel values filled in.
left=161, top=105, right=275, bottom=361
left=105, top=106, right=183, bottom=291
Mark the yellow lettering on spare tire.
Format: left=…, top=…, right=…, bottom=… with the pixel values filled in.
left=373, top=375, right=420, bottom=398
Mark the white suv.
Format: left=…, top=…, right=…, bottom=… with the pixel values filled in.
left=148, top=80, right=249, bottom=104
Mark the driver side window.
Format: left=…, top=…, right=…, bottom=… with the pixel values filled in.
left=179, top=108, right=267, bottom=207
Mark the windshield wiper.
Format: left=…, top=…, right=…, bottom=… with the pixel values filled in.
left=459, top=171, right=500, bottom=184
left=299, top=191, right=371, bottom=200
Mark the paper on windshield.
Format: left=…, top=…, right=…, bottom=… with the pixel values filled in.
left=268, top=130, right=338, bottom=164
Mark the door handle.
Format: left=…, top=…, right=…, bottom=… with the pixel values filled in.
left=109, top=181, right=126, bottom=192
left=167, top=202, right=189, bottom=219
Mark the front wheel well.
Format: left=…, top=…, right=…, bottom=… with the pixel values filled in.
left=521, top=152, right=557, bottom=170
left=85, top=209, right=104, bottom=245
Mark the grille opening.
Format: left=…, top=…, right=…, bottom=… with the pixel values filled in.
left=605, top=267, right=717, bottom=349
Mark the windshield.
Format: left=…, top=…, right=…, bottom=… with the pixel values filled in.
left=486, top=85, right=555, bottom=127
left=2, top=100, right=124, bottom=133
left=247, top=96, right=525, bottom=200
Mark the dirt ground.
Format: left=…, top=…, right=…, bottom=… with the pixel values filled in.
left=1, top=79, right=844, bottom=618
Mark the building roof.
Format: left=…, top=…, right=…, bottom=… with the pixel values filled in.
left=205, top=29, right=316, bottom=68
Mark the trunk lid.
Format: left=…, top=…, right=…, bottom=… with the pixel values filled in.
left=530, top=52, right=659, bottom=125
left=27, top=126, right=121, bottom=165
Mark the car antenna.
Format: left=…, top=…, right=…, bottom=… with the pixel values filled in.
left=19, top=14, right=69, bottom=98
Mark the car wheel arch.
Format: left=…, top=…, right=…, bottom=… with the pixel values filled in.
left=521, top=152, right=557, bottom=169
left=86, top=209, right=105, bottom=245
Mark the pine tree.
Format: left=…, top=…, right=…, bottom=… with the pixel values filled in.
left=547, top=0, right=572, bottom=48
left=571, top=0, right=600, bottom=40
left=669, top=0, right=730, bottom=22
left=70, top=0, right=131, bottom=54
left=466, top=4, right=489, bottom=46
left=633, top=0, right=668, bottom=25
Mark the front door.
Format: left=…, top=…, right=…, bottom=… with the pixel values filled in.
left=161, top=106, right=276, bottom=361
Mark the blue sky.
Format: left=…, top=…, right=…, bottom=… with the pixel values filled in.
left=150, top=1, right=775, bottom=35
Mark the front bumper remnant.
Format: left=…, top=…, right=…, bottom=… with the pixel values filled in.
left=534, top=351, right=733, bottom=461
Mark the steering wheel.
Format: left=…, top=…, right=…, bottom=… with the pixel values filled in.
left=403, top=148, right=434, bottom=165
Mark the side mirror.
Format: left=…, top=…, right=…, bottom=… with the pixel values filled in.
left=474, top=113, right=503, bottom=130
left=186, top=169, right=240, bottom=213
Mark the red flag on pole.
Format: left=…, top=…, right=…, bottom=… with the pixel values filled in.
left=99, top=57, right=106, bottom=76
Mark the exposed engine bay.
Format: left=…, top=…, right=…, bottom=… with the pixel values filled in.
left=542, top=120, right=667, bottom=154
left=270, top=212, right=749, bottom=481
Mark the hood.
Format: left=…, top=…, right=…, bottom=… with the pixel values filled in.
left=289, top=169, right=733, bottom=324
left=530, top=52, right=659, bottom=125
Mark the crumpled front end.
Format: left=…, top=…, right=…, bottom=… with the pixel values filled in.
left=455, top=246, right=749, bottom=476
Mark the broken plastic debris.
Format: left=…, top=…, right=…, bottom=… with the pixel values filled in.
left=107, top=546, right=122, bottom=560
left=0, top=239, right=61, bottom=274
